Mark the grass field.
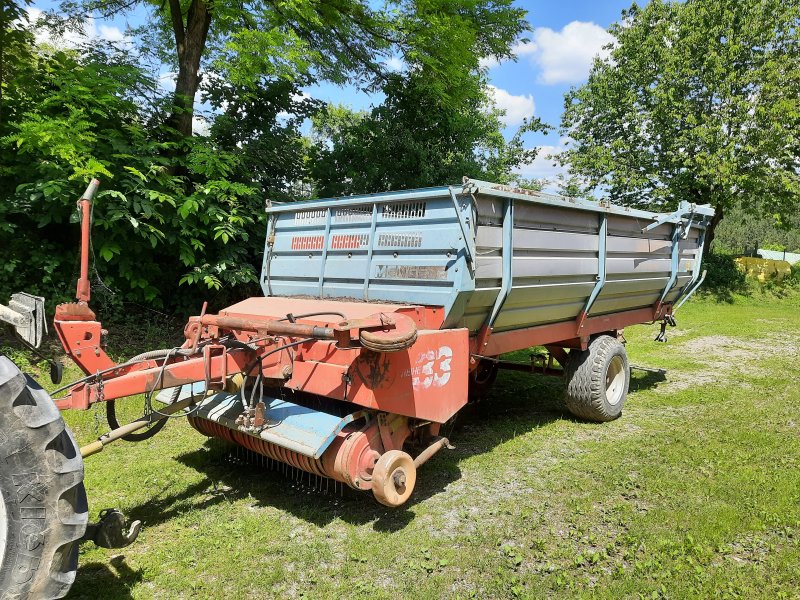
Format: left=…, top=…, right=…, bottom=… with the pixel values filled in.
left=4, top=292, right=800, bottom=599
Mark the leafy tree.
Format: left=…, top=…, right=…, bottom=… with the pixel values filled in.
left=559, top=0, right=800, bottom=253
left=203, top=75, right=321, bottom=201
left=66, top=0, right=529, bottom=139
left=0, top=42, right=259, bottom=309
left=714, top=206, right=800, bottom=254
left=310, top=72, right=546, bottom=196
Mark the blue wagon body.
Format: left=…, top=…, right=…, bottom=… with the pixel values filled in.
left=262, top=178, right=714, bottom=334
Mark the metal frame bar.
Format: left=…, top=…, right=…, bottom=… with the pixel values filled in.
left=448, top=186, right=475, bottom=266
left=475, top=306, right=666, bottom=357
left=463, top=179, right=715, bottom=222
left=656, top=223, right=683, bottom=307
left=317, top=207, right=332, bottom=298
left=674, top=225, right=707, bottom=302
left=268, top=187, right=452, bottom=213
left=484, top=198, right=514, bottom=330
left=268, top=181, right=715, bottom=229
left=674, top=269, right=707, bottom=312
left=362, top=204, right=379, bottom=300
left=576, top=213, right=608, bottom=332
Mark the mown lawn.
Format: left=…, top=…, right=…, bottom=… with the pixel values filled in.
left=5, top=293, right=800, bottom=599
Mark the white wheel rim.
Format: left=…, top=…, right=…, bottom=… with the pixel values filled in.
left=605, top=355, right=626, bottom=406
left=0, top=484, right=6, bottom=568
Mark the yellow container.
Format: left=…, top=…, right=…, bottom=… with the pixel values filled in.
left=734, top=257, right=792, bottom=282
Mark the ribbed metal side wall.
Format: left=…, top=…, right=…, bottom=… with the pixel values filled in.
left=461, top=196, right=702, bottom=333
left=188, top=416, right=331, bottom=477
left=262, top=184, right=708, bottom=335
left=262, top=189, right=473, bottom=324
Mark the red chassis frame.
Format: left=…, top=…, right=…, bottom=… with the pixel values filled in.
left=53, top=294, right=670, bottom=417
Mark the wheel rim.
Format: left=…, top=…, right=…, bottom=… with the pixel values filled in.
left=372, top=450, right=416, bottom=507
left=605, top=355, right=626, bottom=406
left=0, top=484, right=6, bottom=568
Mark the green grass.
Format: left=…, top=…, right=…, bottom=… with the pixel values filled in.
left=4, top=293, right=800, bottom=599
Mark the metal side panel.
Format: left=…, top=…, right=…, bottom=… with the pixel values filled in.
left=263, top=191, right=473, bottom=325
left=195, top=392, right=362, bottom=459
left=262, top=182, right=712, bottom=336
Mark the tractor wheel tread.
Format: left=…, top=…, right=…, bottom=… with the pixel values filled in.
left=0, top=356, right=88, bottom=600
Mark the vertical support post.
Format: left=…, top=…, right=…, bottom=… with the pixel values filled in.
left=576, top=213, right=608, bottom=333
left=363, top=204, right=378, bottom=301
left=484, top=198, right=514, bottom=330
left=317, top=207, right=332, bottom=298
left=675, top=224, right=706, bottom=301
left=76, top=179, right=100, bottom=303
left=655, top=222, right=683, bottom=311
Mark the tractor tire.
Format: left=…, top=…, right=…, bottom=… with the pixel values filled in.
left=0, top=355, right=88, bottom=600
left=564, top=335, right=629, bottom=422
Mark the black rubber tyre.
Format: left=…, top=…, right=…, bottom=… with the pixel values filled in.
left=564, top=335, right=629, bottom=422
left=0, top=355, right=88, bottom=600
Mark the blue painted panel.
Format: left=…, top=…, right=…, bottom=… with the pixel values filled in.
left=195, top=393, right=362, bottom=459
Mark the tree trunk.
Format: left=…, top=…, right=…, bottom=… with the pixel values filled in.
left=703, top=204, right=724, bottom=257
left=167, top=0, right=212, bottom=138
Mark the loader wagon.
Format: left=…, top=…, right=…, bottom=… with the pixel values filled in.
left=0, top=178, right=713, bottom=598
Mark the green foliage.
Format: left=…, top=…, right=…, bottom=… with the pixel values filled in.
left=713, top=205, right=800, bottom=254
left=700, top=252, right=748, bottom=301
left=0, top=43, right=261, bottom=309
left=2, top=1, right=537, bottom=311
left=559, top=0, right=800, bottom=247
left=203, top=75, right=321, bottom=201
left=310, top=73, right=547, bottom=196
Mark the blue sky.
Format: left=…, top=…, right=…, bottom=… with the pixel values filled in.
left=28, top=0, right=641, bottom=184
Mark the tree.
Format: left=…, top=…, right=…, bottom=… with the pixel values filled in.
left=66, top=0, right=529, bottom=139
left=559, top=0, right=800, bottom=254
left=0, top=41, right=260, bottom=309
left=310, top=72, right=546, bottom=196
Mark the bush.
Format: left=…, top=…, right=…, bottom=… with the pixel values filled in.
left=701, top=252, right=748, bottom=301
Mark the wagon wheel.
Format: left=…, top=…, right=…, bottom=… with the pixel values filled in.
left=105, top=389, right=175, bottom=442
left=563, top=335, right=629, bottom=422
left=372, top=450, right=416, bottom=507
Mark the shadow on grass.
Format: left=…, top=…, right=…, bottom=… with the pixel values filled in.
left=67, top=556, right=142, bottom=599
left=629, top=369, right=668, bottom=393
left=104, top=368, right=666, bottom=550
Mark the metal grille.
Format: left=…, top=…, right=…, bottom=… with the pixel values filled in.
left=377, top=233, right=423, bottom=248
left=382, top=202, right=426, bottom=220
left=333, top=205, right=372, bottom=223
left=294, top=209, right=327, bottom=226
left=331, top=234, right=369, bottom=249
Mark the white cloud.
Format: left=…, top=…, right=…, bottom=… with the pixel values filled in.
left=514, top=141, right=568, bottom=186
left=487, top=85, right=535, bottom=126
left=24, top=7, right=129, bottom=49
left=192, top=115, right=210, bottom=137
left=384, top=56, right=405, bottom=72
left=515, top=21, right=614, bottom=85
left=479, top=55, right=500, bottom=70
left=158, top=72, right=177, bottom=93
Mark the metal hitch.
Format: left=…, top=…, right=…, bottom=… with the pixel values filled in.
left=83, top=508, right=142, bottom=549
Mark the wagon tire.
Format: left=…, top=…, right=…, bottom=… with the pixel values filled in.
left=0, top=355, right=88, bottom=600
left=564, top=335, right=629, bottom=422
left=467, top=360, right=499, bottom=403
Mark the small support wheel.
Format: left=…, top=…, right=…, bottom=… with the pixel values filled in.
left=371, top=450, right=416, bottom=507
